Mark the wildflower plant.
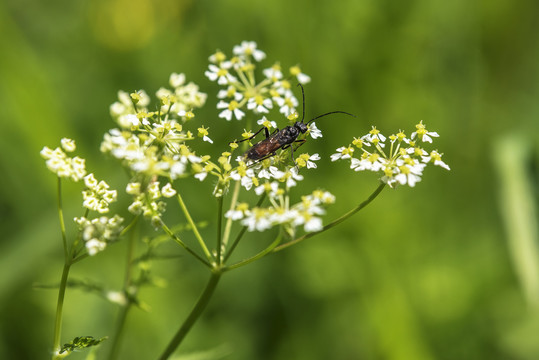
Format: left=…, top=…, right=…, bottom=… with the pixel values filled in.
left=41, top=41, right=449, bottom=360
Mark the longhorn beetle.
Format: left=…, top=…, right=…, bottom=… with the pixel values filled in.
left=232, top=84, right=355, bottom=165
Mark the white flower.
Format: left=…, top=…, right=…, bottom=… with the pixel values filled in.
left=217, top=100, right=245, bottom=121
left=75, top=215, right=124, bottom=256
left=257, top=166, right=285, bottom=180
left=422, top=150, right=450, bottom=170
left=225, top=203, right=250, bottom=221
left=390, top=157, right=427, bottom=187
left=306, top=153, right=320, bottom=169
left=330, top=146, right=354, bottom=161
left=205, top=63, right=237, bottom=85
left=84, top=173, right=98, bottom=188
left=233, top=41, right=266, bottom=62
left=361, top=127, right=386, bottom=146
left=61, top=138, right=76, bottom=152
left=241, top=208, right=272, bottom=232
left=218, top=86, right=243, bottom=101
left=296, top=72, right=311, bottom=84
left=40, top=145, right=87, bottom=182
left=350, top=154, right=385, bottom=172
left=308, top=122, right=323, bottom=139
left=274, top=90, right=298, bottom=116
left=303, top=217, right=323, bottom=232
left=194, top=171, right=208, bottom=181
left=289, top=65, right=311, bottom=84
left=284, top=167, right=304, bottom=188
left=254, top=181, right=279, bottom=196
left=161, top=183, right=176, bottom=197
left=411, top=121, right=439, bottom=143
left=257, top=116, right=277, bottom=130
left=247, top=95, right=273, bottom=113
left=198, top=127, right=213, bottom=144
left=106, top=291, right=127, bottom=306
left=86, top=239, right=107, bottom=256
left=169, top=72, right=186, bottom=88
left=263, top=65, right=283, bottom=81
left=117, top=114, right=141, bottom=128
left=225, top=209, right=244, bottom=220
left=126, top=182, right=141, bottom=195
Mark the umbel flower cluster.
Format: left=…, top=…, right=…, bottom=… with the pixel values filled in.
left=41, top=139, right=123, bottom=255
left=41, top=41, right=450, bottom=254
left=331, top=121, right=450, bottom=187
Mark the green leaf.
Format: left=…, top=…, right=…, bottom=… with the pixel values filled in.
left=59, top=336, right=107, bottom=355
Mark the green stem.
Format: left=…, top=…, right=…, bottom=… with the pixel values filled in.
left=273, top=183, right=386, bottom=252
left=161, top=222, right=211, bottom=268
left=107, top=303, right=132, bottom=360
left=222, top=180, right=241, bottom=248
left=57, top=178, right=68, bottom=259
left=225, top=233, right=282, bottom=271
left=51, top=261, right=71, bottom=359
left=224, top=226, right=248, bottom=263
left=158, top=271, right=222, bottom=360
left=176, top=192, right=212, bottom=262
left=107, top=217, right=138, bottom=360
left=51, top=177, right=71, bottom=359
left=216, top=196, right=224, bottom=264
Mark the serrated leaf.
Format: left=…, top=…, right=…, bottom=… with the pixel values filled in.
left=59, top=336, right=107, bottom=354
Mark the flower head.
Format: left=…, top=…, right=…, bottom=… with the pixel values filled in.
left=332, top=121, right=449, bottom=188
left=41, top=141, right=87, bottom=182
left=74, top=215, right=124, bottom=256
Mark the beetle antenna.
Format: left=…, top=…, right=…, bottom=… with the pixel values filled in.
left=297, top=83, right=306, bottom=123
left=307, top=111, right=356, bottom=125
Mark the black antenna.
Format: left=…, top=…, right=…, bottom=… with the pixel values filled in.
left=307, top=111, right=356, bottom=125
left=297, top=83, right=306, bottom=123
left=296, top=82, right=355, bottom=124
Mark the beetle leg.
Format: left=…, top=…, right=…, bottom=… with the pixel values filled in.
left=292, top=139, right=307, bottom=151
left=230, top=126, right=277, bottom=145
left=245, top=151, right=278, bottom=168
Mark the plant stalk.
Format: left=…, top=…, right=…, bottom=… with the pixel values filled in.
left=158, top=271, right=222, bottom=360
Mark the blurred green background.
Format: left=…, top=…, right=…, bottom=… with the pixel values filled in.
left=1, top=0, right=539, bottom=359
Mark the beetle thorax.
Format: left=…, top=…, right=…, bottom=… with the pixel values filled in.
left=295, top=121, right=309, bottom=134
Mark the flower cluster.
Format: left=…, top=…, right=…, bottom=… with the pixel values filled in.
left=331, top=121, right=450, bottom=187
left=125, top=180, right=176, bottom=226
left=222, top=157, right=334, bottom=235
left=40, top=138, right=87, bottom=182
left=200, top=42, right=329, bottom=206
left=101, top=73, right=208, bottom=181
left=100, top=73, right=212, bottom=222
left=226, top=189, right=335, bottom=235
left=82, top=174, right=118, bottom=213
left=205, top=40, right=311, bottom=121
left=74, top=215, right=124, bottom=256
left=41, top=138, right=124, bottom=256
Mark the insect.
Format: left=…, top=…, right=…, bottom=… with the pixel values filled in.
left=232, top=84, right=355, bottom=165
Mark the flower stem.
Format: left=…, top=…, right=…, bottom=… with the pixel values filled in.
left=222, top=180, right=241, bottom=249
left=57, top=178, right=68, bottom=259
left=158, top=271, right=222, bottom=360
left=216, top=196, right=224, bottom=264
left=273, top=183, right=386, bottom=252
left=107, top=217, right=138, bottom=360
left=51, top=261, right=71, bottom=359
left=51, top=177, right=71, bottom=359
left=225, top=233, right=282, bottom=271
left=176, top=191, right=213, bottom=262
left=161, top=222, right=211, bottom=268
